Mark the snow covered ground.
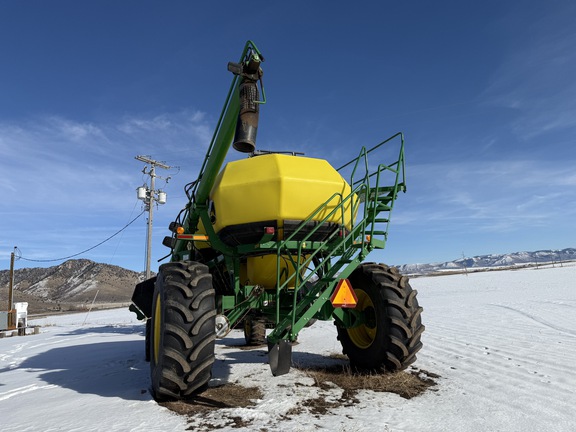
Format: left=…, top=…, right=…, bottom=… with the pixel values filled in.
left=1, top=264, right=575, bottom=431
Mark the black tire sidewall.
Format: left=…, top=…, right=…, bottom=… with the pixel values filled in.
left=150, top=272, right=166, bottom=393
left=244, top=315, right=266, bottom=346
left=344, top=267, right=390, bottom=368
left=149, top=261, right=216, bottom=400
left=337, top=263, right=423, bottom=372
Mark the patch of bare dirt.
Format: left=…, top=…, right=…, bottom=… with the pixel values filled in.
left=297, top=363, right=439, bottom=400
left=159, top=365, right=438, bottom=429
left=159, top=383, right=263, bottom=415
left=278, top=363, right=439, bottom=419
left=162, top=380, right=287, bottom=430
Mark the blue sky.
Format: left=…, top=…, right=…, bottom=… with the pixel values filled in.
left=1, top=1, right=575, bottom=272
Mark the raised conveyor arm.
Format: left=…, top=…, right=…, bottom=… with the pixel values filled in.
left=174, top=41, right=265, bottom=255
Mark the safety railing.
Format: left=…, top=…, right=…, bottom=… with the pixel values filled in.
left=266, top=133, right=406, bottom=342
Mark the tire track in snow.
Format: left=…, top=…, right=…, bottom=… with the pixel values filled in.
left=420, top=328, right=576, bottom=429
left=0, top=384, right=58, bottom=401
left=491, top=304, right=576, bottom=336
left=423, top=328, right=574, bottom=395
left=412, top=267, right=576, bottom=430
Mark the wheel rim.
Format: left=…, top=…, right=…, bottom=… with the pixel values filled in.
left=153, top=292, right=162, bottom=365
left=347, top=289, right=377, bottom=349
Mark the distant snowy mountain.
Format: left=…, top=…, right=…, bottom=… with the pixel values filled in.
left=2, top=249, right=574, bottom=312
left=0, top=259, right=145, bottom=313
left=398, top=248, right=576, bottom=275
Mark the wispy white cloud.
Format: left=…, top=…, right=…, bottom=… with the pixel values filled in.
left=48, top=117, right=105, bottom=142
left=394, top=159, right=576, bottom=235
left=482, top=8, right=576, bottom=140
left=0, top=111, right=213, bottom=268
left=1, top=110, right=212, bottom=204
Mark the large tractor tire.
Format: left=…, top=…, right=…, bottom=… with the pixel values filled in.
left=150, top=261, right=216, bottom=401
left=243, top=315, right=267, bottom=346
left=337, top=263, right=424, bottom=372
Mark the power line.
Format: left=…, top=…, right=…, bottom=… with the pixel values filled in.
left=17, top=211, right=145, bottom=263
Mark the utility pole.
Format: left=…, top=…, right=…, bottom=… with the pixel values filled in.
left=8, top=247, right=15, bottom=311
left=135, top=156, right=171, bottom=279
left=5, top=247, right=16, bottom=329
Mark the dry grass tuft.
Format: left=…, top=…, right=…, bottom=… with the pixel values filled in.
left=296, top=362, right=438, bottom=400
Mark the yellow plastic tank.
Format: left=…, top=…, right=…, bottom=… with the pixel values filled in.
left=245, top=254, right=305, bottom=290
left=209, top=154, right=356, bottom=245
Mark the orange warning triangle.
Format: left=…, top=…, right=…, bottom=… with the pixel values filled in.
left=330, top=279, right=358, bottom=308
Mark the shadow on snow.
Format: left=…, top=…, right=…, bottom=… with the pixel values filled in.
left=16, top=324, right=151, bottom=401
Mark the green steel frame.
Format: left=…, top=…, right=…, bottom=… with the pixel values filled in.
left=167, top=41, right=406, bottom=347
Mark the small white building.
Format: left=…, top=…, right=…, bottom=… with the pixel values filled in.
left=15, top=302, right=28, bottom=328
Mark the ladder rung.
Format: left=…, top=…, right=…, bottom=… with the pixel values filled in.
left=372, top=186, right=395, bottom=193
left=376, top=204, right=392, bottom=212
left=377, top=195, right=393, bottom=201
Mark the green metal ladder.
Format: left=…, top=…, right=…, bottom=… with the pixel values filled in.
left=266, top=132, right=406, bottom=344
